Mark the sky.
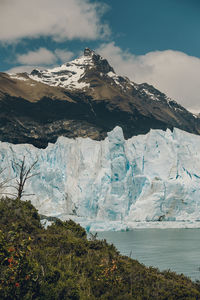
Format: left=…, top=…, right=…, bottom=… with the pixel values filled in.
left=0, top=0, right=200, bottom=112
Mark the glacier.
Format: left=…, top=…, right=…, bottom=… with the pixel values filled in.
left=1, top=126, right=200, bottom=231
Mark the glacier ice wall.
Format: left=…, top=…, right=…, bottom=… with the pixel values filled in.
left=1, top=126, right=200, bottom=230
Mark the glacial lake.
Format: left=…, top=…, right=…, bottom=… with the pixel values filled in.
left=97, top=229, right=200, bottom=281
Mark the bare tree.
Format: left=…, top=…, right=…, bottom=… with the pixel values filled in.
left=12, top=156, right=39, bottom=200
left=0, top=167, right=14, bottom=195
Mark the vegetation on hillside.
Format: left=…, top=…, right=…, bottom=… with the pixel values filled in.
left=0, top=197, right=200, bottom=299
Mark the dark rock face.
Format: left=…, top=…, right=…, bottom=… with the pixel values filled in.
left=0, top=92, right=163, bottom=148
left=0, top=49, right=200, bottom=148
left=0, top=88, right=199, bottom=149
left=30, top=69, right=43, bottom=77
left=84, top=47, right=114, bottom=73
left=84, top=48, right=93, bottom=56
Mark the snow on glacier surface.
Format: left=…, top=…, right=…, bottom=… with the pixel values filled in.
left=1, top=126, right=200, bottom=231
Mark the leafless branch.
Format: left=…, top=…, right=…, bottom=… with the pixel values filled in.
left=0, top=168, right=13, bottom=194
left=13, top=156, right=39, bottom=200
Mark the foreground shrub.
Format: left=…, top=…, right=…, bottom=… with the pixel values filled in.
left=0, top=197, right=200, bottom=299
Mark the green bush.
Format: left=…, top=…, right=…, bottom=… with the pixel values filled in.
left=0, top=197, right=200, bottom=299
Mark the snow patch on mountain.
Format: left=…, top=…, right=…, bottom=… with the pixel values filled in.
left=27, top=48, right=185, bottom=115
left=142, top=88, right=161, bottom=101
left=9, top=74, right=28, bottom=81
left=29, top=55, right=91, bottom=90
left=28, top=48, right=137, bottom=92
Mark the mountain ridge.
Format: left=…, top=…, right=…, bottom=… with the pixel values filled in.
left=0, top=48, right=199, bottom=148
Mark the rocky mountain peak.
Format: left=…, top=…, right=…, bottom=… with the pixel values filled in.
left=28, top=49, right=115, bottom=90
left=84, top=47, right=114, bottom=74
left=84, top=47, right=94, bottom=56
left=0, top=47, right=200, bottom=149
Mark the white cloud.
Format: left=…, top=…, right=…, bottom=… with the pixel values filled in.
left=54, top=49, right=74, bottom=62
left=0, top=0, right=110, bottom=43
left=97, top=42, right=200, bottom=113
left=16, top=47, right=75, bottom=66
left=7, top=47, right=75, bottom=73
left=17, top=48, right=57, bottom=65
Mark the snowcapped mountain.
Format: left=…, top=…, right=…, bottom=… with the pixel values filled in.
left=0, top=48, right=200, bottom=148
left=1, top=49, right=200, bottom=230
left=29, top=48, right=114, bottom=90
left=1, top=126, right=200, bottom=231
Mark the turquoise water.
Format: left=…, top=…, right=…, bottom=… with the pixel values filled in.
left=97, top=229, right=200, bottom=281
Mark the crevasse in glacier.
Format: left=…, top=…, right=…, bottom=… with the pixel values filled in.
left=1, top=126, right=200, bottom=231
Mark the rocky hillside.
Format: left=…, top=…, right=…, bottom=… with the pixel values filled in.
left=0, top=48, right=199, bottom=148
